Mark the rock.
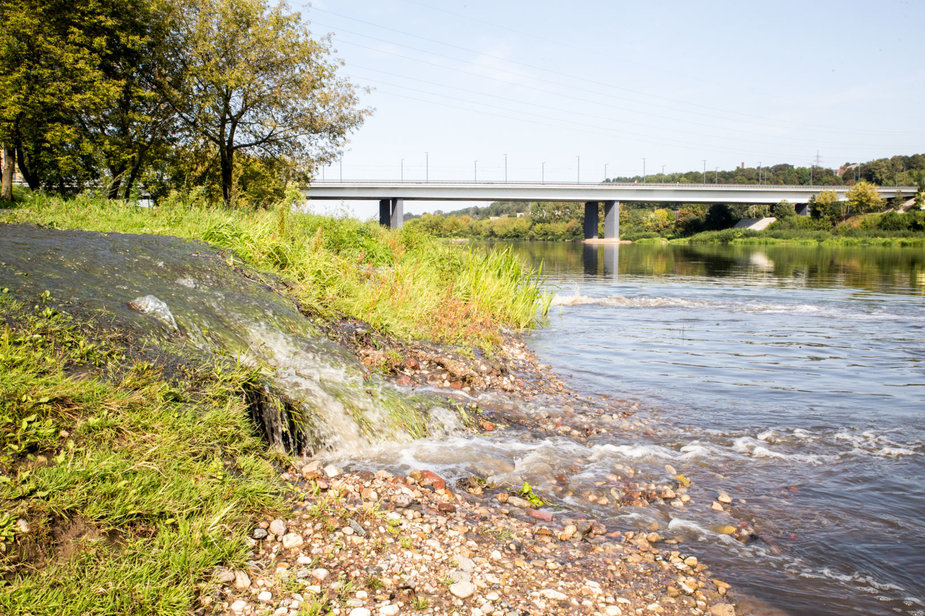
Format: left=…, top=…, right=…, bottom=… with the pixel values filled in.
left=683, top=556, right=698, bottom=567
left=252, top=527, right=268, bottom=540
left=348, top=518, right=368, bottom=537
left=479, top=420, right=496, bottom=431
left=528, top=508, right=553, bottom=522
left=717, top=493, right=732, bottom=504
left=231, top=599, right=248, bottom=613
left=589, top=521, right=607, bottom=536
left=506, top=496, right=532, bottom=508
left=324, top=464, right=342, bottom=478
left=234, top=570, right=251, bottom=589
left=312, top=568, right=330, bottom=581
left=258, top=590, right=273, bottom=602
left=710, top=604, right=736, bottom=616
left=438, top=502, right=457, bottom=514
left=393, top=493, right=413, bottom=508
left=496, top=492, right=509, bottom=503
left=282, top=532, right=304, bottom=549
left=449, top=579, right=475, bottom=599
left=716, top=525, right=737, bottom=535
left=379, top=606, right=400, bottom=616
left=557, top=524, right=577, bottom=541
left=711, top=501, right=725, bottom=512
left=214, top=567, right=236, bottom=584
left=348, top=609, right=371, bottom=616
left=457, top=557, right=476, bottom=572
left=418, top=470, right=445, bottom=491
left=604, top=606, right=623, bottom=616
left=540, top=589, right=568, bottom=601
left=269, top=519, right=287, bottom=537
left=646, top=532, right=661, bottom=544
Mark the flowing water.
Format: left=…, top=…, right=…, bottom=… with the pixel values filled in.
left=512, top=241, right=925, bottom=616
left=4, top=225, right=923, bottom=615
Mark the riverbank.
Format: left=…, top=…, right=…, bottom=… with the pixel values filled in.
left=0, top=219, right=739, bottom=616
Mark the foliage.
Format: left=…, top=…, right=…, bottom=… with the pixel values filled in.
left=810, top=190, right=846, bottom=224
left=1, top=192, right=551, bottom=347
left=0, top=300, right=282, bottom=615
left=846, top=181, right=884, bottom=215
left=771, top=201, right=796, bottom=218
left=0, top=0, right=368, bottom=205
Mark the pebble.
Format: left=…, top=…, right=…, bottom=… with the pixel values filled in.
left=281, top=532, right=304, bottom=549
left=379, top=605, right=400, bottom=616
left=252, top=527, right=268, bottom=540
left=717, top=493, right=732, bottom=504
left=311, top=567, right=330, bottom=581
left=269, top=519, right=287, bottom=537
left=234, top=570, right=251, bottom=589
left=604, top=607, right=623, bottom=616
left=324, top=464, right=342, bottom=478
left=450, top=579, right=476, bottom=598
left=348, top=609, right=371, bottom=616
left=215, top=567, right=235, bottom=584
left=231, top=599, right=248, bottom=613
left=258, top=590, right=272, bottom=602
left=540, top=588, right=568, bottom=601
left=710, top=604, right=736, bottom=616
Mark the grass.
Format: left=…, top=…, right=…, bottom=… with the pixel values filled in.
left=0, top=295, right=283, bottom=616
left=0, top=190, right=551, bottom=348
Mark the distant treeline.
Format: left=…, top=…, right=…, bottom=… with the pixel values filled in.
left=406, top=156, right=925, bottom=242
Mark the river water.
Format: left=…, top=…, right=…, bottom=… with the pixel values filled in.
left=510, top=241, right=925, bottom=616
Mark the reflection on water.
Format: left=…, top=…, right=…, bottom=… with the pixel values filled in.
left=492, top=241, right=925, bottom=295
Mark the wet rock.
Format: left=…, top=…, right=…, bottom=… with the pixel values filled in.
left=269, top=519, right=287, bottom=538
left=716, top=525, right=736, bottom=535
left=506, top=496, right=532, bottom=508
left=557, top=524, right=577, bottom=541
left=418, top=470, right=446, bottom=491
left=528, top=509, right=553, bottom=522
left=711, top=501, right=725, bottom=512
left=324, top=464, right=342, bottom=478
left=438, top=502, right=457, bottom=514
left=479, top=420, right=496, bottom=431
left=717, top=493, right=732, bottom=504
left=710, top=604, right=736, bottom=616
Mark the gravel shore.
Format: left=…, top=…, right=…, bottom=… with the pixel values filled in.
left=200, top=464, right=736, bottom=616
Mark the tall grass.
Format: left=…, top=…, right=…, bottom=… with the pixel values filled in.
left=1, top=191, right=551, bottom=347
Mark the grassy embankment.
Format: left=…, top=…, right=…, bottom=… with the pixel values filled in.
left=0, top=191, right=552, bottom=615
left=675, top=212, right=925, bottom=246
left=0, top=293, right=283, bottom=615
left=1, top=191, right=551, bottom=347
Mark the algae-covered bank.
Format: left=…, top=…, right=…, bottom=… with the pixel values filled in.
left=0, top=199, right=737, bottom=616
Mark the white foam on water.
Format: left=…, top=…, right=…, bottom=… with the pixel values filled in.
left=589, top=442, right=678, bottom=461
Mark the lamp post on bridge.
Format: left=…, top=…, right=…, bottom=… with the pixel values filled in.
left=642, top=157, right=646, bottom=184
left=474, top=160, right=477, bottom=182
left=702, top=160, right=706, bottom=185
left=504, top=154, right=508, bottom=183
left=604, top=163, right=608, bottom=182
left=577, top=155, right=580, bottom=183
left=400, top=158, right=404, bottom=182
left=425, top=152, right=429, bottom=182
left=541, top=161, right=545, bottom=184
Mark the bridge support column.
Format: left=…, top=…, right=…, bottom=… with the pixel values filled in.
left=603, top=200, right=619, bottom=240
left=584, top=202, right=598, bottom=239
left=378, top=198, right=405, bottom=229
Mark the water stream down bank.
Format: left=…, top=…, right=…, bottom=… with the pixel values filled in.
left=0, top=224, right=461, bottom=456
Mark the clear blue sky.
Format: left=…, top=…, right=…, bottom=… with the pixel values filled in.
left=296, top=0, right=925, bottom=217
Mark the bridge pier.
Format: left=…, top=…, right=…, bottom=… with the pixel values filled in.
left=584, top=200, right=620, bottom=240
left=379, top=198, right=404, bottom=229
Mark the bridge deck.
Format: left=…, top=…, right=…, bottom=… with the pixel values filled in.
left=305, top=181, right=916, bottom=205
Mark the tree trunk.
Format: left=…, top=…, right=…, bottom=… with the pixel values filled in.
left=219, top=145, right=234, bottom=207
left=1, top=142, right=14, bottom=201
left=15, top=141, right=39, bottom=190
left=107, top=168, right=124, bottom=200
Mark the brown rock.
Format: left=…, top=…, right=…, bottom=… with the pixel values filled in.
left=710, top=604, right=736, bottom=616
left=418, top=470, right=445, bottom=491
left=437, top=502, right=457, bottom=514
left=528, top=509, right=553, bottom=522
left=479, top=420, right=496, bottom=432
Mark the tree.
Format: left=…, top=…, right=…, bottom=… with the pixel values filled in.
left=771, top=201, right=796, bottom=218
left=809, top=190, right=845, bottom=224
left=846, top=181, right=884, bottom=214
left=161, top=0, right=369, bottom=206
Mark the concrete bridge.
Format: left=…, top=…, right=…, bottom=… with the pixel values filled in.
left=305, top=181, right=918, bottom=240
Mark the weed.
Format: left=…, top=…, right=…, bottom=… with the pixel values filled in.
left=412, top=596, right=431, bottom=610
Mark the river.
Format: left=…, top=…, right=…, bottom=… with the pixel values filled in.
left=511, top=241, right=925, bottom=616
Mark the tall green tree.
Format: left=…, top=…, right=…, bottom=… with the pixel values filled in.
left=160, top=0, right=369, bottom=206
left=846, top=181, right=884, bottom=214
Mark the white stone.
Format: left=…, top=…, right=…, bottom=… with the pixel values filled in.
left=539, top=589, right=568, bottom=602
left=234, top=570, right=251, bottom=590
left=258, top=591, right=273, bottom=603
left=282, top=533, right=304, bottom=549
left=324, top=464, right=342, bottom=478
left=231, top=600, right=248, bottom=613
left=348, top=609, right=371, bottom=616
left=312, top=568, right=330, bottom=581
left=457, top=556, right=476, bottom=572
left=379, top=605, right=400, bottom=616
left=269, top=519, right=288, bottom=537
left=450, top=579, right=475, bottom=599
left=605, top=606, right=623, bottom=616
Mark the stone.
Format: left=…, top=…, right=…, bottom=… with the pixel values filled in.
left=231, top=600, right=248, bottom=613
left=457, top=556, right=476, bottom=572
left=282, top=532, right=304, bottom=549
left=438, top=502, right=457, bottom=514
left=348, top=518, right=368, bottom=537
left=269, top=519, right=287, bottom=537
left=393, top=493, right=413, bottom=508
left=348, top=609, right=371, bottom=616
left=557, top=524, right=577, bottom=541
left=604, top=607, right=623, bottom=616
left=252, top=527, right=269, bottom=540
left=449, top=579, right=475, bottom=599
left=312, top=568, right=330, bottom=581
left=716, top=525, right=737, bottom=535
left=711, top=501, right=725, bottom=512
left=506, top=496, right=532, bottom=508
left=717, top=493, right=732, bottom=504
left=528, top=508, right=553, bottom=522
left=539, top=589, right=568, bottom=601
left=683, top=556, right=698, bottom=567
left=379, top=606, right=400, bottom=616
left=418, top=470, right=446, bottom=491
left=258, top=590, right=273, bottom=602
left=234, top=570, right=251, bottom=589
left=710, top=604, right=736, bottom=616
left=324, top=464, right=342, bottom=478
